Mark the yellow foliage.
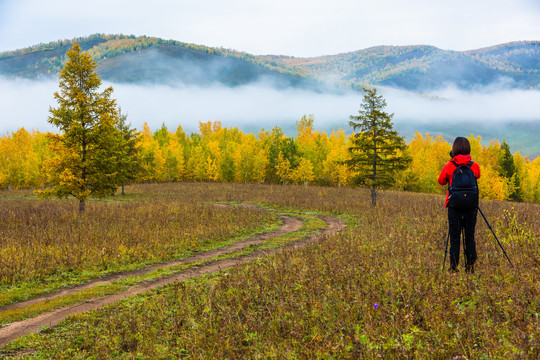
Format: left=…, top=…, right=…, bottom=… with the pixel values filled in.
left=291, top=158, right=315, bottom=186
left=275, top=151, right=291, bottom=185
left=1, top=121, right=539, bottom=204
left=206, top=156, right=219, bottom=182
left=405, top=133, right=450, bottom=193
left=478, top=166, right=505, bottom=200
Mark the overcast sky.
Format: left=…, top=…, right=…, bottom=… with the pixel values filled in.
left=1, top=0, right=539, bottom=57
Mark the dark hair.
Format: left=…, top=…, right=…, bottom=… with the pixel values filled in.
left=451, top=137, right=471, bottom=156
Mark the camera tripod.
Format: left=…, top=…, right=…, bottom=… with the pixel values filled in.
left=442, top=206, right=514, bottom=271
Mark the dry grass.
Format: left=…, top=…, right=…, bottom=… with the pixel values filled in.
left=0, top=187, right=278, bottom=306
left=2, top=182, right=539, bottom=359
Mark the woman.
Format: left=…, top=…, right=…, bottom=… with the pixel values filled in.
left=438, top=137, right=481, bottom=273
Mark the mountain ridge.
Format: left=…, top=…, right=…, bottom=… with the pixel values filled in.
left=1, top=34, right=539, bottom=92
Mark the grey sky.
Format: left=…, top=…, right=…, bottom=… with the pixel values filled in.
left=0, top=0, right=539, bottom=56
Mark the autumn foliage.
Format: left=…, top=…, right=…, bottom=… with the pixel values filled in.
left=1, top=121, right=539, bottom=203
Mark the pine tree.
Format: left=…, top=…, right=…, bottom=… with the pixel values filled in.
left=40, top=42, right=128, bottom=212
left=498, top=140, right=515, bottom=179
left=497, top=140, right=522, bottom=201
left=346, top=87, right=410, bottom=206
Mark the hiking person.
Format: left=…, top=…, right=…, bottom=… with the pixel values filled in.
left=438, top=137, right=481, bottom=273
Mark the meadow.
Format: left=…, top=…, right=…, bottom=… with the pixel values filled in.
left=0, top=187, right=279, bottom=308
left=0, top=182, right=538, bottom=359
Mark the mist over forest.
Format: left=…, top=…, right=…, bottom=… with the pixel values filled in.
left=1, top=35, right=539, bottom=156
left=1, top=75, right=539, bottom=156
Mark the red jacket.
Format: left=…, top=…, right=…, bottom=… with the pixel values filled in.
left=438, top=154, right=481, bottom=207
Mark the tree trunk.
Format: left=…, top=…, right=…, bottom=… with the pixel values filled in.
left=80, top=130, right=87, bottom=213
left=121, top=183, right=125, bottom=195
left=371, top=186, right=376, bottom=206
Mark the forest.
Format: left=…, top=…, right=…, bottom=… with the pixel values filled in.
left=1, top=116, right=539, bottom=203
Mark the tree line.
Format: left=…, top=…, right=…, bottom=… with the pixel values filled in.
left=2, top=120, right=539, bottom=203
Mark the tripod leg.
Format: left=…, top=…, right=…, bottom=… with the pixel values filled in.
left=477, top=207, right=514, bottom=268
left=461, top=225, right=466, bottom=257
left=461, top=222, right=475, bottom=272
left=442, top=229, right=450, bottom=271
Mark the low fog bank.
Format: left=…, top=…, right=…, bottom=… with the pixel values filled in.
left=0, top=77, right=57, bottom=133
left=109, top=82, right=358, bottom=135
left=384, top=86, right=540, bottom=123
left=1, top=76, right=539, bottom=156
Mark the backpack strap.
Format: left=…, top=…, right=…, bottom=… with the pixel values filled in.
left=451, top=160, right=473, bottom=168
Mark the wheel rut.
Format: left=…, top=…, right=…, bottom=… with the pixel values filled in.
left=0, top=205, right=346, bottom=348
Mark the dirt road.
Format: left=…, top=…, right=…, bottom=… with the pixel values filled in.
left=0, top=205, right=346, bottom=348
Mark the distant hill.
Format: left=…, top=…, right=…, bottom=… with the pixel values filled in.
left=0, top=34, right=320, bottom=90
left=266, top=41, right=540, bottom=91
left=1, top=34, right=539, bottom=92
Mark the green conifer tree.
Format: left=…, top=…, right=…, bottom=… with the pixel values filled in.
left=346, top=87, right=410, bottom=206
left=498, top=140, right=515, bottom=179
left=40, top=42, right=131, bottom=212
left=497, top=140, right=523, bottom=201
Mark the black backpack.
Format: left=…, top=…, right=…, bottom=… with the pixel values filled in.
left=448, top=161, right=479, bottom=210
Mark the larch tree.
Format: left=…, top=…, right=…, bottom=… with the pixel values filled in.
left=41, top=42, right=130, bottom=212
left=346, top=87, right=410, bottom=206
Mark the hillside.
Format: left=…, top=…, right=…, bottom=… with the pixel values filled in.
left=268, top=41, right=540, bottom=91
left=0, top=34, right=318, bottom=90
left=1, top=34, right=539, bottom=92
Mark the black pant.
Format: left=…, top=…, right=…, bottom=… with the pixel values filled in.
left=448, top=207, right=478, bottom=270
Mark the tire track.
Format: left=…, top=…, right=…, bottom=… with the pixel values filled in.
left=0, top=208, right=346, bottom=348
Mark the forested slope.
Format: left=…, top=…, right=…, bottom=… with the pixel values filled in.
left=269, top=41, right=540, bottom=91
left=0, top=34, right=315, bottom=89
left=1, top=34, right=538, bottom=91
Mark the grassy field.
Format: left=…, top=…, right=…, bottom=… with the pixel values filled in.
left=1, top=182, right=539, bottom=359
left=0, top=187, right=280, bottom=308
